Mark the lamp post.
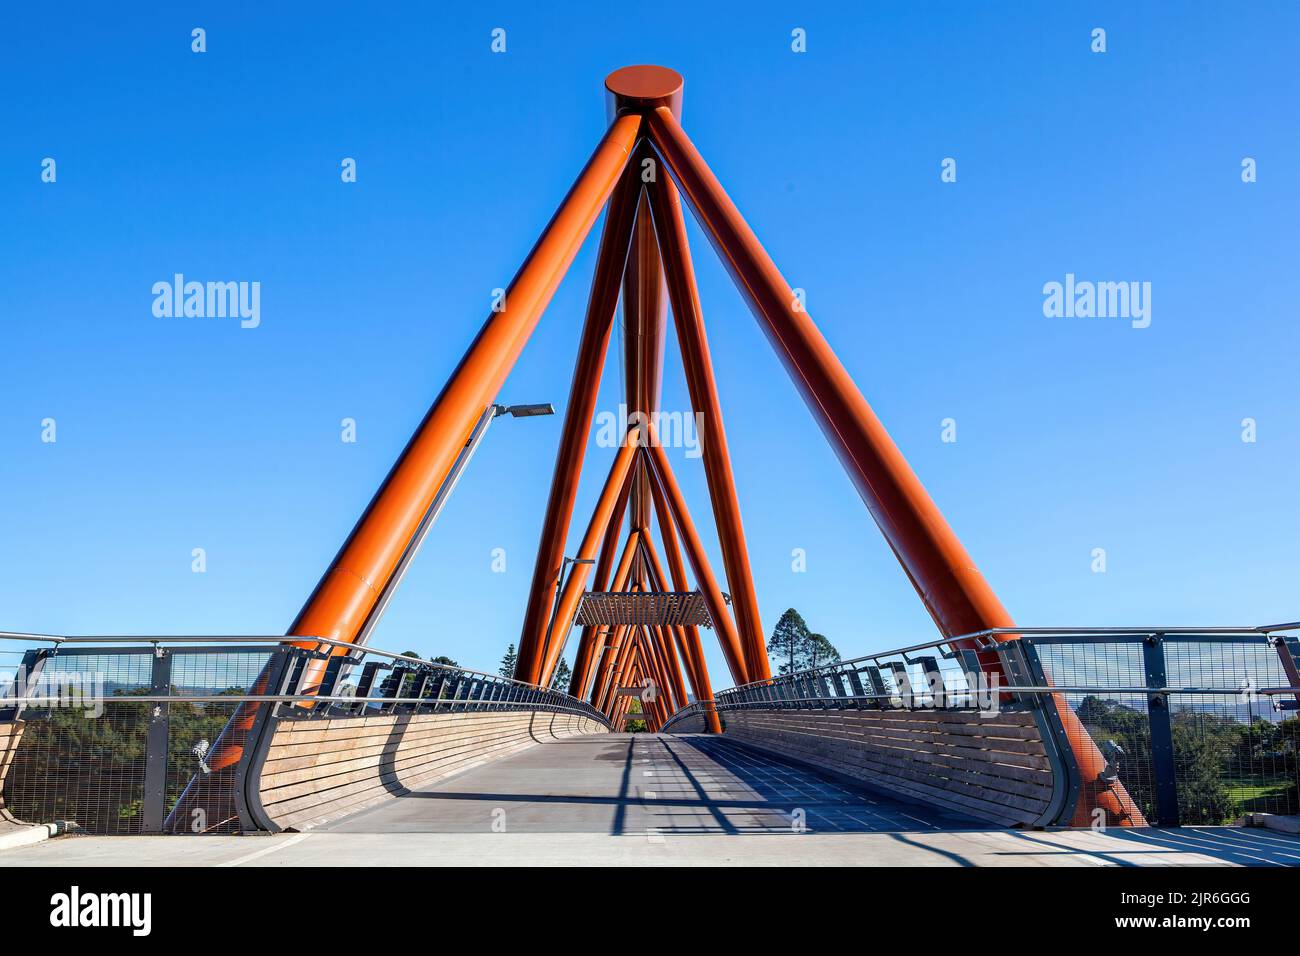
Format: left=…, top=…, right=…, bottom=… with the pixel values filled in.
left=350, top=401, right=554, bottom=651
left=539, top=555, right=595, bottom=688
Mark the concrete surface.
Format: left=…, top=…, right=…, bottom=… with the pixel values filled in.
left=3, top=824, right=1299, bottom=867
left=0, top=821, right=57, bottom=852
left=323, top=732, right=977, bottom=834
left=1245, top=812, right=1300, bottom=835
left=2, top=733, right=1297, bottom=866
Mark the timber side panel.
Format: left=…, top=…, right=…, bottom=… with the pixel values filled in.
left=256, top=710, right=605, bottom=831
left=716, top=709, right=1055, bottom=827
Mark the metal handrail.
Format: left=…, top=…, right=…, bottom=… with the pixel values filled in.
left=0, top=630, right=546, bottom=691
left=717, top=622, right=1300, bottom=694
left=0, top=630, right=611, bottom=728
left=663, top=684, right=1300, bottom=717
left=1, top=692, right=612, bottom=712
left=661, top=621, right=1300, bottom=730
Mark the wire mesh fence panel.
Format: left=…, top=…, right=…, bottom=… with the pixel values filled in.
left=4, top=651, right=154, bottom=834
left=1160, top=641, right=1298, bottom=823
left=1028, top=640, right=1157, bottom=823
left=164, top=650, right=277, bottom=834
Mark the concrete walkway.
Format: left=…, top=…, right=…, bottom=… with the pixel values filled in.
left=2, top=734, right=1298, bottom=866
left=4, top=824, right=1299, bottom=867
left=325, top=733, right=977, bottom=835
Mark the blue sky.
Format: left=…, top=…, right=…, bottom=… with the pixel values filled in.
left=2, top=2, right=1297, bottom=685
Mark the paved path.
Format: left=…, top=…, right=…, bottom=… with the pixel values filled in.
left=325, top=733, right=977, bottom=835
left=3, top=733, right=1298, bottom=866
left=4, top=825, right=1299, bottom=867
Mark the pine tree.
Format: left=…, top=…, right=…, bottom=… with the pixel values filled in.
left=768, top=608, right=812, bottom=675
left=551, top=658, right=572, bottom=691
left=499, top=643, right=518, bottom=678
left=807, top=633, right=841, bottom=669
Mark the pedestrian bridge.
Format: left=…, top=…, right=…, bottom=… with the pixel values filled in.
left=2, top=627, right=1299, bottom=866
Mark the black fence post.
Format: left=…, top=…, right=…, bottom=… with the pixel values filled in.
left=142, top=646, right=172, bottom=833
left=1142, top=634, right=1181, bottom=827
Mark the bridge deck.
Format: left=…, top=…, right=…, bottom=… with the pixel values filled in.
left=323, top=733, right=982, bottom=834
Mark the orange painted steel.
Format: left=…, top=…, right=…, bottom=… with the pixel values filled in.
left=516, top=167, right=644, bottom=685
left=566, top=478, right=633, bottom=697
left=287, top=111, right=641, bottom=702
left=595, top=626, right=629, bottom=713
left=608, top=68, right=679, bottom=535
left=536, top=436, right=641, bottom=686
left=571, top=530, right=640, bottom=698
left=604, top=616, right=640, bottom=717
left=622, top=188, right=667, bottom=533
left=196, top=113, right=641, bottom=784
left=636, top=536, right=691, bottom=710
left=637, top=626, right=672, bottom=727
left=646, top=175, right=769, bottom=682
left=638, top=609, right=680, bottom=714
left=644, top=102, right=1140, bottom=825
left=645, top=473, right=721, bottom=732
left=642, top=433, right=749, bottom=685
left=639, top=531, right=701, bottom=688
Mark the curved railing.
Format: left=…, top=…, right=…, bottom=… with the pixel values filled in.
left=661, top=622, right=1300, bottom=826
left=665, top=622, right=1300, bottom=727
left=0, top=631, right=610, bottom=726
left=0, top=631, right=610, bottom=834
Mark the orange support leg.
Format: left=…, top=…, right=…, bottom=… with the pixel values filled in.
left=534, top=436, right=641, bottom=686
left=571, top=530, right=639, bottom=698
left=291, top=111, right=641, bottom=698
left=637, top=535, right=693, bottom=711
left=194, top=113, right=641, bottom=792
left=646, top=175, right=768, bottom=682
left=643, top=435, right=749, bottom=686
left=645, top=102, right=1140, bottom=825
left=566, top=480, right=633, bottom=696
left=645, top=477, right=721, bottom=732
left=516, top=167, right=643, bottom=685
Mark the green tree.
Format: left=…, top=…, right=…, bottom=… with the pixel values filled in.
left=499, top=643, right=518, bottom=678
left=550, top=658, right=572, bottom=692
left=807, top=633, right=840, bottom=669
left=624, top=696, right=646, bottom=733
left=767, top=608, right=812, bottom=675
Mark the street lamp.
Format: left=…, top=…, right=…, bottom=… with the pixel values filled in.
left=494, top=402, right=555, bottom=418
left=351, top=400, right=554, bottom=651
left=539, top=554, right=595, bottom=689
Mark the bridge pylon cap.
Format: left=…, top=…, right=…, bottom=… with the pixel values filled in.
left=605, top=65, right=683, bottom=119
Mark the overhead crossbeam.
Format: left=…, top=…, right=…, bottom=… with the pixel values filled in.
left=575, top=590, right=713, bottom=628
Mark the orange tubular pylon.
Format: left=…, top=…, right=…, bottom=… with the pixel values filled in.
left=516, top=167, right=643, bottom=686
left=623, top=186, right=669, bottom=533
left=566, top=479, right=633, bottom=697
left=609, top=66, right=679, bottom=536
left=645, top=472, right=721, bottom=732
left=642, top=435, right=749, bottom=685
left=571, top=530, right=640, bottom=698
left=535, top=436, right=641, bottom=686
left=637, top=535, right=692, bottom=710
left=646, top=174, right=768, bottom=682
left=193, top=110, right=641, bottom=788
left=639, top=614, right=679, bottom=715
left=642, top=89, right=1140, bottom=825
left=291, top=111, right=640, bottom=696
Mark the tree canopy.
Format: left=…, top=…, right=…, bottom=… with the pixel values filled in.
left=767, top=608, right=841, bottom=675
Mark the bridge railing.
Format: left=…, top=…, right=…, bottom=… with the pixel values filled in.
left=0, top=632, right=609, bottom=834
left=662, top=624, right=1300, bottom=827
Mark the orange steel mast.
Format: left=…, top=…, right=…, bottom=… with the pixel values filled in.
left=637, top=71, right=1140, bottom=823
left=192, top=65, right=1138, bottom=828
left=290, top=111, right=641, bottom=696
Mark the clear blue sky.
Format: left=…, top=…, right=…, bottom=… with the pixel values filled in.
left=2, top=3, right=1297, bottom=685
